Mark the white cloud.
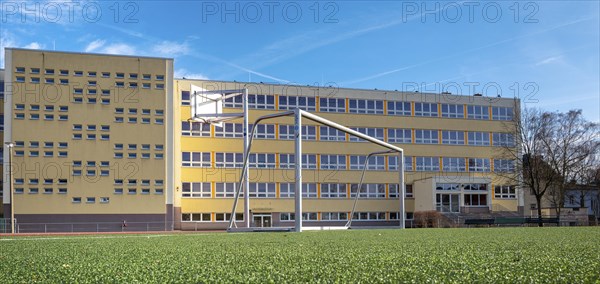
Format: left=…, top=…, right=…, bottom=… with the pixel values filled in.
left=23, top=42, right=44, bottom=49
left=534, top=56, right=562, bottom=66
left=84, top=39, right=105, bottom=52
left=100, top=43, right=137, bottom=55
left=152, top=41, right=190, bottom=56
left=174, top=68, right=208, bottom=80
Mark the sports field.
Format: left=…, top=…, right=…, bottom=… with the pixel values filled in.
left=1, top=227, right=598, bottom=283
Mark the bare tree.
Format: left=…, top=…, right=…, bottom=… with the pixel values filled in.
left=541, top=110, right=600, bottom=217
left=497, top=105, right=561, bottom=226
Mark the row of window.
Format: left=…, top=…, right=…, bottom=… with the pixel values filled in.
left=15, top=104, right=68, bottom=112
left=13, top=150, right=68, bottom=157
left=113, top=152, right=164, bottom=159
left=182, top=91, right=513, bottom=120
left=115, top=144, right=164, bottom=151
left=182, top=212, right=410, bottom=222
left=14, top=67, right=165, bottom=81
left=113, top=188, right=164, bottom=195
left=115, top=108, right=164, bottom=116
left=181, top=122, right=515, bottom=147
left=115, top=117, right=164, bottom=124
left=11, top=141, right=68, bottom=148
left=181, top=182, right=410, bottom=199
left=15, top=113, right=69, bottom=121
left=182, top=152, right=515, bottom=173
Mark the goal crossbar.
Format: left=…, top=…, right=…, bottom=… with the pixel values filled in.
left=227, top=108, right=405, bottom=232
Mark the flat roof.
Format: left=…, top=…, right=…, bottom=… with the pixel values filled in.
left=5, top=48, right=174, bottom=61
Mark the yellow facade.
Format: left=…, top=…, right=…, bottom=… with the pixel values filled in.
left=174, top=79, right=520, bottom=229
left=1, top=49, right=520, bottom=232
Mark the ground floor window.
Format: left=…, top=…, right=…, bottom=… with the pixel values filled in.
left=181, top=213, right=211, bottom=222
left=464, top=194, right=488, bottom=206
left=494, top=185, right=516, bottom=199
left=436, top=193, right=460, bottom=213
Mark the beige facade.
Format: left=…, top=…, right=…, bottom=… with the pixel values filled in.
left=2, top=49, right=174, bottom=232
left=2, top=49, right=521, bottom=232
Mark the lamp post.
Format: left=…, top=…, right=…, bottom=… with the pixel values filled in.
left=5, top=142, right=14, bottom=234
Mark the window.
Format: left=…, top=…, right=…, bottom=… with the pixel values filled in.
left=388, top=184, right=401, bottom=198
left=129, top=73, right=138, bottom=79
left=142, top=109, right=151, bottom=115
left=72, top=197, right=82, bottom=203
left=101, top=98, right=110, bottom=105
left=416, top=157, right=440, bottom=171
left=142, top=83, right=151, bottom=89
left=494, top=159, right=515, bottom=173
left=88, top=71, right=97, bottom=77
left=43, top=188, right=53, bottom=194
left=128, top=117, right=137, bottom=123
left=181, top=91, right=190, bottom=106
left=44, top=151, right=53, bottom=157
left=142, top=118, right=151, bottom=124
left=72, top=169, right=82, bottom=176
left=441, top=104, right=464, bottom=118
left=16, top=76, right=25, bottom=83
left=414, top=102, right=438, bottom=117
left=348, top=99, right=384, bottom=114
left=214, top=123, right=243, bottom=138
left=155, top=144, right=164, bottom=151
left=156, top=83, right=165, bottom=90
left=59, top=78, right=69, bottom=85
left=493, top=133, right=514, bottom=147
left=350, top=184, right=386, bottom=198
left=279, top=183, right=318, bottom=198
left=88, top=81, right=97, bottom=87
left=44, top=142, right=54, bottom=148
left=156, top=74, right=164, bottom=81
left=100, top=197, right=110, bottom=203
left=248, top=183, right=276, bottom=198
left=224, top=94, right=275, bottom=109
left=15, top=104, right=25, bottom=110
left=467, top=105, right=489, bottom=120
left=128, top=153, right=137, bottom=159
left=495, top=185, right=516, bottom=199
left=128, top=108, right=137, bottom=115
left=387, top=101, right=411, bottom=116
left=182, top=182, right=211, bottom=198
left=60, top=69, right=69, bottom=76
left=442, top=157, right=466, bottom=172
left=387, top=128, right=411, bottom=144
left=87, top=134, right=96, bottom=140
left=59, top=115, right=68, bottom=121
left=321, top=212, right=349, bottom=221
left=114, top=152, right=123, bottom=159
left=87, top=169, right=96, bottom=176
left=320, top=184, right=347, bottom=198
left=101, top=72, right=110, bottom=78
left=181, top=213, right=211, bottom=222
left=492, top=107, right=512, bottom=121
left=247, top=153, right=276, bottom=168
left=86, top=197, right=96, bottom=203
left=215, top=152, right=243, bottom=168
left=58, top=151, right=68, bottom=157
left=141, top=144, right=150, bottom=150
left=320, top=154, right=346, bottom=170
left=252, top=124, right=276, bottom=139
left=155, top=109, right=164, bottom=116
left=415, top=129, right=438, bottom=144
left=182, top=152, right=211, bottom=167
left=405, top=184, right=414, bottom=198
left=30, top=113, right=40, bottom=120
left=279, top=96, right=316, bottom=111
left=15, top=67, right=25, bottom=73
left=215, top=183, right=237, bottom=198
left=320, top=126, right=346, bottom=141
left=155, top=153, right=164, bottom=159
left=115, top=82, right=125, bottom=88
left=87, top=125, right=96, bottom=131
left=115, top=73, right=124, bottom=79
left=15, top=113, right=25, bottom=120
left=442, top=131, right=465, bottom=145
left=349, top=155, right=385, bottom=170
left=464, top=194, right=488, bottom=206
left=388, top=156, right=413, bottom=171
left=349, top=128, right=384, bottom=142
left=319, top=98, right=345, bottom=113
left=468, top=158, right=491, bottom=172
left=215, top=213, right=244, bottom=222
left=115, top=117, right=124, bottom=123
left=45, top=78, right=55, bottom=84
left=279, top=154, right=317, bottom=169
left=113, top=188, right=124, bottom=195
left=87, top=98, right=97, bottom=104
left=142, top=74, right=151, bottom=80
left=468, top=132, right=490, bottom=146
left=30, top=141, right=39, bottom=148
left=278, top=125, right=317, bottom=140
left=102, top=89, right=110, bottom=96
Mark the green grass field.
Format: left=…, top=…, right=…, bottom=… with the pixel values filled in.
left=1, top=227, right=599, bottom=283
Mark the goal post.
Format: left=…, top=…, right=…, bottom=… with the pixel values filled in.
left=226, top=108, right=406, bottom=232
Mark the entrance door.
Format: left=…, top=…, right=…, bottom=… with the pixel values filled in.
left=436, top=193, right=460, bottom=213
left=253, top=214, right=272, bottom=227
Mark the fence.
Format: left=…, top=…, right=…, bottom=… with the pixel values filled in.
left=12, top=221, right=173, bottom=234
left=0, top=218, right=15, bottom=233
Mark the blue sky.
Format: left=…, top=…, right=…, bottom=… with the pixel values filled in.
left=1, top=1, right=599, bottom=121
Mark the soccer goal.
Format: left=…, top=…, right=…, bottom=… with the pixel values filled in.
left=190, top=88, right=406, bottom=232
